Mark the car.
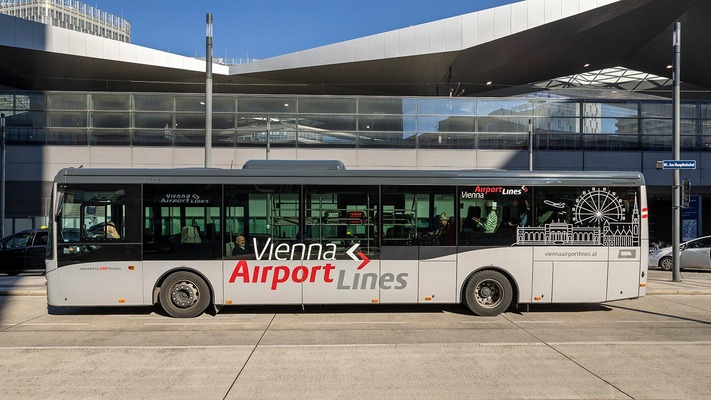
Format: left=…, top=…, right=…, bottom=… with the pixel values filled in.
left=0, top=228, right=48, bottom=275
left=649, top=235, right=711, bottom=271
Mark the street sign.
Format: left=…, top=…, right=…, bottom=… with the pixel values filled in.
left=662, top=160, right=696, bottom=169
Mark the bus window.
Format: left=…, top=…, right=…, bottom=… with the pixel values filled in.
left=143, top=184, right=222, bottom=260
left=224, top=185, right=300, bottom=259
left=382, top=186, right=455, bottom=246
left=458, top=185, right=531, bottom=246
left=305, top=185, right=378, bottom=258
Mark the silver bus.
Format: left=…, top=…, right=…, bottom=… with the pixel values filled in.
left=46, top=161, right=649, bottom=318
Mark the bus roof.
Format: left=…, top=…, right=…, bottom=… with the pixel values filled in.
left=53, top=163, right=645, bottom=187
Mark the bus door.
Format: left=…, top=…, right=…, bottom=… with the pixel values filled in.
left=301, top=185, right=381, bottom=304
left=223, top=185, right=302, bottom=305
left=382, top=187, right=456, bottom=304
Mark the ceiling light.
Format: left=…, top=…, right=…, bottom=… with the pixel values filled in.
left=666, top=65, right=673, bottom=69
left=486, top=81, right=492, bottom=85
left=584, top=63, right=590, bottom=68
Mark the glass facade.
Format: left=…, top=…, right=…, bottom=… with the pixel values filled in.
left=1, top=91, right=710, bottom=151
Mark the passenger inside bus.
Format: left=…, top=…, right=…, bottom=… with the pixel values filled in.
left=232, top=234, right=250, bottom=256
left=473, top=201, right=499, bottom=233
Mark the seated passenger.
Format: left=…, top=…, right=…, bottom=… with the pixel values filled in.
left=473, top=201, right=498, bottom=233
left=232, top=234, right=250, bottom=256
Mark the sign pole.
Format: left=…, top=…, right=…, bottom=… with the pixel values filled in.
left=672, top=22, right=682, bottom=282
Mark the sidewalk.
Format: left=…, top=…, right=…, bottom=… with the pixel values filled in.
left=646, top=269, right=711, bottom=295
left=2, top=270, right=711, bottom=297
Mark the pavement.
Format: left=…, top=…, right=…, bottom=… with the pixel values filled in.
left=2, top=268, right=711, bottom=297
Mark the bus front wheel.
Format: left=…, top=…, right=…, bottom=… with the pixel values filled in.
left=463, top=270, right=513, bottom=317
left=159, top=271, right=211, bottom=318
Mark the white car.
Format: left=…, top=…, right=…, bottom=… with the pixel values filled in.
left=649, top=236, right=711, bottom=271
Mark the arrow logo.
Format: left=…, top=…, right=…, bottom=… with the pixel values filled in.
left=346, top=243, right=371, bottom=270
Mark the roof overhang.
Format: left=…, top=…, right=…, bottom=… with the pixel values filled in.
left=1, top=0, right=709, bottom=96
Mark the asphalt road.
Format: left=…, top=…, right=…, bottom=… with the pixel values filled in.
left=1, top=292, right=710, bottom=399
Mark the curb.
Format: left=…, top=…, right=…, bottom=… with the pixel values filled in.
left=0, top=289, right=46, bottom=296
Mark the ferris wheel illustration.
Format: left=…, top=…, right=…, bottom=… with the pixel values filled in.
left=573, top=187, right=625, bottom=226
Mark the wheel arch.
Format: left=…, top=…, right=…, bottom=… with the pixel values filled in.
left=152, top=267, right=216, bottom=306
left=460, top=266, right=520, bottom=306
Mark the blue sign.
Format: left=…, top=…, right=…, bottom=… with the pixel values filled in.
left=662, top=160, right=696, bottom=169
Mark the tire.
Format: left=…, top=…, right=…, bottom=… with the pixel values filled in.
left=159, top=271, right=211, bottom=318
left=463, top=270, right=513, bottom=317
left=659, top=257, right=673, bottom=271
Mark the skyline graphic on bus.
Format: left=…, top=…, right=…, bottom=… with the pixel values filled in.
left=516, top=188, right=640, bottom=246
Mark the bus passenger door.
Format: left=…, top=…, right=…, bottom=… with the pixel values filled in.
left=418, top=247, right=457, bottom=303
left=379, top=246, right=418, bottom=304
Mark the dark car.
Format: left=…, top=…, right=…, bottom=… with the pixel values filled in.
left=0, top=228, right=48, bottom=275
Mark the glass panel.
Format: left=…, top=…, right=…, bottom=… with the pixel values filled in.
left=46, top=129, right=88, bottom=145
left=642, top=103, right=695, bottom=118
left=143, top=184, right=222, bottom=260
left=4, top=111, right=46, bottom=128
left=583, top=118, right=638, bottom=134
left=583, top=134, right=640, bottom=151
left=381, top=186, right=455, bottom=246
left=476, top=133, right=528, bottom=150
left=236, top=115, right=297, bottom=147
left=477, top=99, right=534, bottom=116
left=213, top=113, right=235, bottom=130
left=213, top=96, right=236, bottom=113
left=135, top=112, right=173, bottom=129
left=6, top=127, right=46, bottom=144
left=583, top=102, right=638, bottom=118
left=49, top=111, right=87, bottom=127
left=92, top=112, right=129, bottom=128
left=641, top=119, right=671, bottom=135
left=238, top=97, right=296, bottom=113
left=134, top=94, right=174, bottom=111
left=418, top=98, right=476, bottom=116
left=298, top=114, right=356, bottom=131
left=357, top=132, right=416, bottom=148
left=477, top=117, right=529, bottom=132
left=357, top=115, right=405, bottom=132
left=641, top=135, right=670, bottom=151
left=535, top=101, right=580, bottom=118
left=535, top=117, right=579, bottom=133
left=175, top=113, right=205, bottom=129
left=47, top=93, right=87, bottom=110
left=534, top=133, right=581, bottom=151
left=90, top=129, right=130, bottom=146
left=132, top=129, right=175, bottom=146
left=173, top=129, right=206, bottom=146
left=299, top=97, right=356, bottom=113
left=175, top=96, right=206, bottom=112
left=305, top=185, right=378, bottom=257
left=358, top=97, right=408, bottom=114
left=91, top=93, right=130, bottom=110
left=0, top=93, right=45, bottom=111
left=212, top=130, right=236, bottom=148
left=700, top=104, right=711, bottom=119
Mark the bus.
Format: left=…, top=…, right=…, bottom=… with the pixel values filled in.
left=46, top=160, right=648, bottom=318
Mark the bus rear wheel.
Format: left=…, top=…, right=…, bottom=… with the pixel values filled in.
left=159, top=271, right=211, bottom=318
left=464, top=270, right=513, bottom=316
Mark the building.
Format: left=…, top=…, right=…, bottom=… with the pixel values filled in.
left=0, top=0, right=130, bottom=43
left=1, top=0, right=711, bottom=242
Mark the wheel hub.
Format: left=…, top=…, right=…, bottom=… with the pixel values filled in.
left=171, top=282, right=199, bottom=308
